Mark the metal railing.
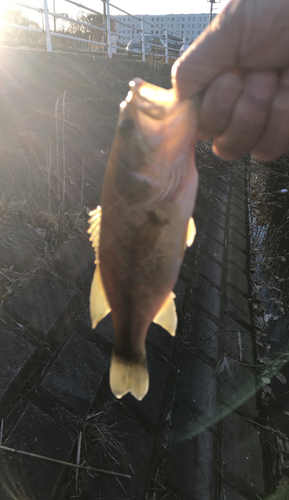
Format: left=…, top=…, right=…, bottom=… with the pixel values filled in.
left=1, top=0, right=185, bottom=62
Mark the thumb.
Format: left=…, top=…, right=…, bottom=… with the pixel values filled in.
left=172, top=0, right=243, bottom=100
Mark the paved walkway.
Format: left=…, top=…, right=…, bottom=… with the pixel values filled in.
left=0, top=51, right=271, bottom=500
left=163, top=152, right=269, bottom=500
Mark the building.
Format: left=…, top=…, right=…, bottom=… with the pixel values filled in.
left=112, top=13, right=211, bottom=46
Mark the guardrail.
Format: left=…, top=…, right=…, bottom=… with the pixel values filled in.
left=1, top=0, right=184, bottom=62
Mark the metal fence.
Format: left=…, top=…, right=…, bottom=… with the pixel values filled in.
left=1, top=0, right=184, bottom=62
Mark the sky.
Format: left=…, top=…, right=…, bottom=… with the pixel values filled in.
left=1, top=0, right=231, bottom=24
left=55, top=0, right=230, bottom=16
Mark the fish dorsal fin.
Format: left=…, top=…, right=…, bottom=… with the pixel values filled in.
left=87, top=206, right=102, bottom=264
left=186, top=217, right=196, bottom=247
left=153, top=292, right=177, bottom=337
left=89, top=265, right=111, bottom=329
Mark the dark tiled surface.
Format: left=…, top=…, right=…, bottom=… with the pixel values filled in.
left=39, top=331, right=109, bottom=415
left=0, top=323, right=36, bottom=404
left=0, top=403, right=74, bottom=500
left=0, top=51, right=265, bottom=500
left=5, top=269, right=76, bottom=342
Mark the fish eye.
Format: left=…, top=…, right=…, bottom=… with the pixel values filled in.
left=118, top=118, right=134, bottom=137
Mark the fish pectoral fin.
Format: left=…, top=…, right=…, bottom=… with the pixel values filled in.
left=87, top=205, right=102, bottom=264
left=110, top=351, right=149, bottom=401
left=153, top=292, right=177, bottom=337
left=186, top=217, right=196, bottom=247
left=90, top=265, right=111, bottom=329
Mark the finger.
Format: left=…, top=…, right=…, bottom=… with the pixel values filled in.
left=251, top=68, right=289, bottom=161
left=212, top=71, right=278, bottom=160
left=198, top=72, right=244, bottom=140
left=172, top=0, right=244, bottom=100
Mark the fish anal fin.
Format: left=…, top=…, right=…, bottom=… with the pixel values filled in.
left=153, top=292, right=177, bottom=337
left=110, top=351, right=149, bottom=401
left=186, top=217, right=196, bottom=247
left=90, top=265, right=111, bottom=329
left=87, top=205, right=102, bottom=264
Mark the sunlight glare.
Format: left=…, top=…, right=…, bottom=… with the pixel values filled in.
left=0, top=5, right=8, bottom=31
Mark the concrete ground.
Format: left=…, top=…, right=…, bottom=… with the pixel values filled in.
left=0, top=49, right=272, bottom=499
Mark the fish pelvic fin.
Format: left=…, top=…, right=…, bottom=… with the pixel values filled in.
left=89, top=265, right=111, bottom=329
left=153, top=292, right=177, bottom=337
left=87, top=205, right=102, bottom=264
left=110, top=350, right=149, bottom=401
left=186, top=217, right=196, bottom=247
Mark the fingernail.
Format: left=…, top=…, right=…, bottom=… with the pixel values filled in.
left=247, top=72, right=277, bottom=100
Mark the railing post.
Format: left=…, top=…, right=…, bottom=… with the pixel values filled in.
left=165, top=28, right=168, bottom=63
left=43, top=0, right=52, bottom=51
left=53, top=0, right=56, bottom=31
left=141, top=17, right=145, bottom=62
left=106, top=0, right=112, bottom=58
left=103, top=0, right=107, bottom=52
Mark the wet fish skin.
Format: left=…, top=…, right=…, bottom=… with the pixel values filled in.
left=88, top=78, right=198, bottom=401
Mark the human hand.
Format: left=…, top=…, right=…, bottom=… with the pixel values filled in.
left=172, top=0, right=289, bottom=161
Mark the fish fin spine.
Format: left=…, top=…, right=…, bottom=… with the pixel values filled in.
left=88, top=205, right=102, bottom=263
left=110, top=351, right=149, bottom=401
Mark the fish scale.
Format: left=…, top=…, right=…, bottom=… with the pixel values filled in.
left=88, top=78, right=198, bottom=401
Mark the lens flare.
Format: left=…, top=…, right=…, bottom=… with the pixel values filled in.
left=0, top=5, right=8, bottom=32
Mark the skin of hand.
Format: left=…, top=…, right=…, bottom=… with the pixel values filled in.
left=172, top=0, right=289, bottom=161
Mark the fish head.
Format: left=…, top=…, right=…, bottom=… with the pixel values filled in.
left=107, top=78, right=198, bottom=206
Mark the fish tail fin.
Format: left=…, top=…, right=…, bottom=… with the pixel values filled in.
left=110, top=350, right=149, bottom=401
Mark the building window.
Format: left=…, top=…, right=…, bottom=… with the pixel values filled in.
left=182, top=24, right=184, bottom=27
left=198, top=24, right=201, bottom=27
left=156, top=17, right=159, bottom=21
left=161, top=24, right=164, bottom=27
left=186, top=30, right=190, bottom=34
left=182, top=17, right=185, bottom=20
left=187, top=24, right=190, bottom=27
left=193, top=17, right=195, bottom=21
left=177, top=17, right=180, bottom=20
left=161, top=17, right=164, bottom=20
left=156, top=30, right=159, bottom=34
left=171, top=24, right=174, bottom=27
left=151, top=30, right=153, bottom=33
left=203, top=24, right=206, bottom=27
left=188, top=17, right=191, bottom=20
left=181, top=30, right=184, bottom=34
left=122, top=17, right=125, bottom=21
left=123, top=30, right=125, bottom=33
left=176, top=24, right=179, bottom=28
left=197, top=30, right=200, bottom=34
left=200, top=17, right=202, bottom=21
left=151, top=17, right=154, bottom=21
left=128, top=17, right=130, bottom=21
left=172, top=17, right=175, bottom=21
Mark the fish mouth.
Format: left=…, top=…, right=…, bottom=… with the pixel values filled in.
left=122, top=78, right=177, bottom=121
left=119, top=77, right=194, bottom=143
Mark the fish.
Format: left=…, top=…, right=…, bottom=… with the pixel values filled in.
left=88, top=78, right=198, bottom=401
